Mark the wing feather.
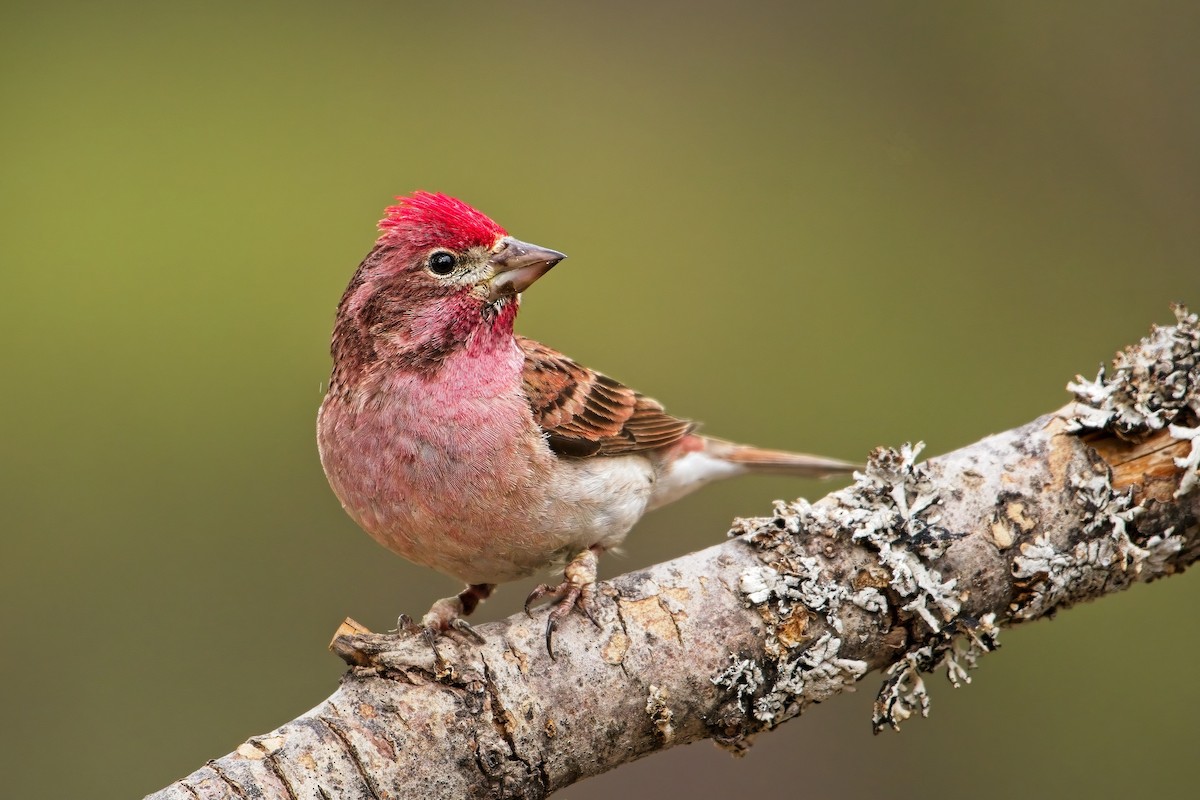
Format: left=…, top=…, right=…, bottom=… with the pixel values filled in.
left=517, top=336, right=694, bottom=457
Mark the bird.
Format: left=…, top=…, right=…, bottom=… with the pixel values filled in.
left=317, top=191, right=858, bottom=654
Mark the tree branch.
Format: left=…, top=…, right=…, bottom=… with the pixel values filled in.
left=147, top=306, right=1199, bottom=800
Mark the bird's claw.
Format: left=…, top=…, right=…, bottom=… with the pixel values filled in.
left=450, top=617, right=486, bottom=644
left=524, top=547, right=603, bottom=657
left=524, top=582, right=556, bottom=617
left=397, top=612, right=448, bottom=673
left=395, top=591, right=488, bottom=675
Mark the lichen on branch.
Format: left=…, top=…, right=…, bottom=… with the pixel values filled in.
left=717, top=306, right=1199, bottom=735
left=1067, top=303, right=1199, bottom=434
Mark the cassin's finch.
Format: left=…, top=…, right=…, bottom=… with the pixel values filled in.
left=317, top=192, right=856, bottom=653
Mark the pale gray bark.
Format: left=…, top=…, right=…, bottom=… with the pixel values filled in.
left=147, top=307, right=1200, bottom=800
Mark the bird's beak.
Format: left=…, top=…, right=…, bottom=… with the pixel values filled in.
left=487, top=237, right=566, bottom=300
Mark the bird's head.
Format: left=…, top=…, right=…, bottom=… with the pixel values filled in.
left=376, top=191, right=566, bottom=307
left=331, top=192, right=566, bottom=380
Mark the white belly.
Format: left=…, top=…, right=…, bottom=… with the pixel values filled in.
left=540, top=453, right=657, bottom=555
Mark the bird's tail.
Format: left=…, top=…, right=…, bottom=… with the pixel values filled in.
left=648, top=435, right=859, bottom=512
left=701, top=436, right=860, bottom=478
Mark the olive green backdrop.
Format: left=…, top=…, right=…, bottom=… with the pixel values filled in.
left=2, top=2, right=1197, bottom=798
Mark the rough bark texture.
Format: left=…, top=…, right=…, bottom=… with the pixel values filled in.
left=148, top=307, right=1200, bottom=800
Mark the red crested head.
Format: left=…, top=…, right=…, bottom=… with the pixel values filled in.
left=327, top=191, right=565, bottom=390
left=378, top=191, right=508, bottom=252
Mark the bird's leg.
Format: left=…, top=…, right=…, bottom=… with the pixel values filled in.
left=525, top=546, right=603, bottom=657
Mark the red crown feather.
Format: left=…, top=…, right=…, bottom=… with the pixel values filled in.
left=378, top=191, right=508, bottom=252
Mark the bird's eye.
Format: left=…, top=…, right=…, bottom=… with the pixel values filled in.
left=428, top=251, right=457, bottom=276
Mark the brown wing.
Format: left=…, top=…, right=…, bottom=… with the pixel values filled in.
left=517, top=336, right=695, bottom=458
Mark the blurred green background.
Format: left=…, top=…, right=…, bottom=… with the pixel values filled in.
left=2, top=1, right=1197, bottom=798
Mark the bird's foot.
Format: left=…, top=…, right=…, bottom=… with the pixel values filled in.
left=525, top=547, right=603, bottom=657
left=417, top=592, right=490, bottom=643
left=396, top=584, right=493, bottom=674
